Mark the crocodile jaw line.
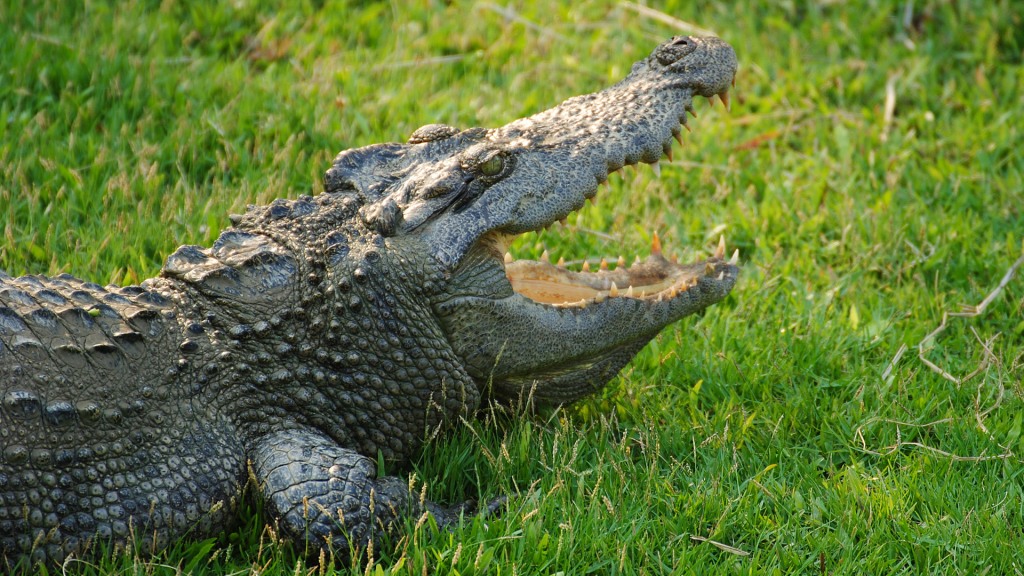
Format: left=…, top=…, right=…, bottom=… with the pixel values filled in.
left=489, top=160, right=740, bottom=310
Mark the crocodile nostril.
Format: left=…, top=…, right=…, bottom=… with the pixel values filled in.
left=655, top=36, right=697, bottom=66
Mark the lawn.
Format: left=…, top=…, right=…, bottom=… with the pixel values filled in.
left=2, top=0, right=1023, bottom=574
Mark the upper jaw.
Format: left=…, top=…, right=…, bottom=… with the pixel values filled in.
left=325, top=36, right=738, bottom=276
left=422, top=36, right=737, bottom=271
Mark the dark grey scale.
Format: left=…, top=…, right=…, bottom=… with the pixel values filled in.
left=8, top=336, right=47, bottom=362
left=32, top=290, right=67, bottom=307
left=67, top=290, right=98, bottom=305
left=0, top=288, right=35, bottom=308
left=132, top=291, right=169, bottom=308
left=163, top=246, right=211, bottom=276
left=84, top=339, right=123, bottom=370
left=112, top=329, right=146, bottom=359
left=0, top=306, right=29, bottom=337
left=57, top=307, right=99, bottom=337
left=287, top=200, right=316, bottom=217
left=123, top=307, right=164, bottom=339
left=4, top=391, right=43, bottom=421
left=101, top=293, right=132, bottom=307
left=14, top=276, right=45, bottom=289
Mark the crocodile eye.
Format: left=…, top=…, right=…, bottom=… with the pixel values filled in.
left=479, top=155, right=504, bottom=176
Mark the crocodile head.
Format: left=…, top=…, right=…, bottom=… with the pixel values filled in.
left=325, top=36, right=739, bottom=406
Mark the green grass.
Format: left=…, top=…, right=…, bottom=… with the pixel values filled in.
left=2, top=0, right=1024, bottom=573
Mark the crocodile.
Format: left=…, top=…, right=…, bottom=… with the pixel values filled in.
left=0, top=36, right=738, bottom=568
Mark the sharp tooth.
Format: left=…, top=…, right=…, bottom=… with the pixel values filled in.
left=650, top=161, right=661, bottom=178
left=670, top=255, right=679, bottom=263
left=559, top=217, right=567, bottom=226
left=705, top=262, right=716, bottom=276
left=504, top=252, right=514, bottom=264
left=595, top=292, right=606, bottom=303
left=633, top=255, right=642, bottom=266
left=579, top=298, right=587, bottom=309
left=691, top=277, right=699, bottom=287
left=616, top=168, right=625, bottom=178
left=541, top=249, right=549, bottom=262
left=556, top=256, right=565, bottom=267
left=657, top=293, right=663, bottom=302
left=665, top=148, right=673, bottom=162
left=626, top=285, right=634, bottom=298
left=600, top=258, right=608, bottom=271
left=617, top=255, right=626, bottom=267
left=629, top=163, right=638, bottom=173
left=714, top=235, right=726, bottom=259
left=640, top=290, right=646, bottom=298
left=707, top=95, right=715, bottom=107
left=679, top=283, right=688, bottom=292
left=720, top=90, right=731, bottom=111
left=732, top=77, right=736, bottom=88
left=674, top=131, right=684, bottom=145
left=582, top=261, right=591, bottom=272
left=683, top=122, right=691, bottom=133
left=687, top=105, right=697, bottom=118
left=729, top=249, right=739, bottom=265
left=610, top=282, right=619, bottom=297
left=669, top=287, right=677, bottom=298
left=651, top=231, right=662, bottom=256
left=717, top=272, right=724, bottom=280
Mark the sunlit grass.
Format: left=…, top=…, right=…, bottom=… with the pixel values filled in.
left=2, top=0, right=1023, bottom=573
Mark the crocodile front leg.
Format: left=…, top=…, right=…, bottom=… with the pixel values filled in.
left=250, top=429, right=465, bottom=557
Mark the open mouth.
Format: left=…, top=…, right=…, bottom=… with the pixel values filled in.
left=487, top=88, right=739, bottom=310
left=487, top=83, right=739, bottom=309
left=500, top=232, right=737, bottom=308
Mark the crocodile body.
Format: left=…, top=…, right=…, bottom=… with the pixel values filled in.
left=0, top=36, right=738, bottom=568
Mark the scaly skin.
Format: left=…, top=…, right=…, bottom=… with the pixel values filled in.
left=0, top=36, right=738, bottom=568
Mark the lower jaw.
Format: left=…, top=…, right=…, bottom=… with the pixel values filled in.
left=485, top=338, right=649, bottom=406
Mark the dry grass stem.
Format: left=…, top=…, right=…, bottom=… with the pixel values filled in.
left=690, top=535, right=750, bottom=556
left=619, top=1, right=717, bottom=37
